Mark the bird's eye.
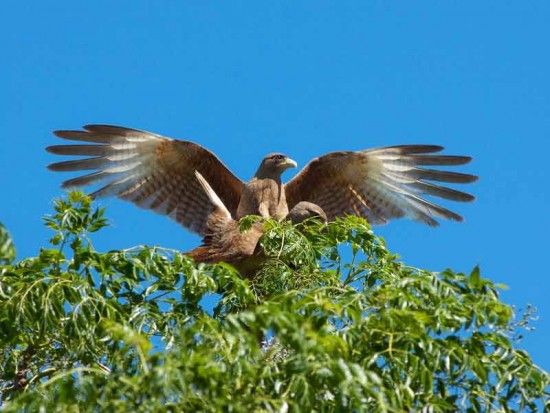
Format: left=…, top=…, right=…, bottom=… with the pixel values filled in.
left=274, top=155, right=284, bottom=160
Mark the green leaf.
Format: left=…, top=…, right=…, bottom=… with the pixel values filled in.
left=0, top=221, right=16, bottom=264
left=0, top=193, right=548, bottom=412
left=469, top=265, right=481, bottom=286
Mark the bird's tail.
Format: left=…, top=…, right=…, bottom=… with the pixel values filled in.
left=184, top=245, right=216, bottom=263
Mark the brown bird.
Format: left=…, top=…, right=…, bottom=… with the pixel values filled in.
left=285, top=201, right=328, bottom=225
left=46, top=124, right=477, bottom=236
left=184, top=171, right=264, bottom=267
left=237, top=153, right=298, bottom=220
left=185, top=172, right=327, bottom=275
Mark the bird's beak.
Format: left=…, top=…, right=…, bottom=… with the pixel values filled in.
left=283, top=158, right=298, bottom=170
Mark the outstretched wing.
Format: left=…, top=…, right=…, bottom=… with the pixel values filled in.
left=285, top=145, right=477, bottom=227
left=47, top=125, right=244, bottom=236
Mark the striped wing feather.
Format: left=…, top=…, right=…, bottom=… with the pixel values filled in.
left=285, top=145, right=477, bottom=227
left=47, top=125, right=244, bottom=236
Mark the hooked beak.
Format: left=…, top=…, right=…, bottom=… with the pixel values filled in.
left=282, top=157, right=298, bottom=170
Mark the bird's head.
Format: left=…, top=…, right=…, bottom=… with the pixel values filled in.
left=255, top=153, right=297, bottom=179
left=287, top=201, right=328, bottom=224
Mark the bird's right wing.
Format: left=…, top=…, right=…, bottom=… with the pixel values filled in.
left=47, top=125, right=244, bottom=236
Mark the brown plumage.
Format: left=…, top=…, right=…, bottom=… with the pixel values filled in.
left=286, top=201, right=328, bottom=225
left=236, top=153, right=297, bottom=220
left=183, top=172, right=262, bottom=265
left=47, top=124, right=477, bottom=236
left=47, top=125, right=243, bottom=236
left=185, top=174, right=326, bottom=276
left=285, top=146, right=477, bottom=227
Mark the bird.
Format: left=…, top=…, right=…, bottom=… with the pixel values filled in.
left=236, top=153, right=298, bottom=220
left=184, top=172, right=327, bottom=276
left=285, top=201, right=328, bottom=225
left=46, top=124, right=477, bottom=235
left=183, top=170, right=264, bottom=268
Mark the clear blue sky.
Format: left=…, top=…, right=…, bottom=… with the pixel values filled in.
left=2, top=2, right=549, bottom=372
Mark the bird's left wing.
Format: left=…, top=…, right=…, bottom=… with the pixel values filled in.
left=47, top=125, right=244, bottom=236
left=284, top=145, right=477, bottom=227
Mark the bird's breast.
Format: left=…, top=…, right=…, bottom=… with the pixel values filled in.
left=236, top=178, right=288, bottom=219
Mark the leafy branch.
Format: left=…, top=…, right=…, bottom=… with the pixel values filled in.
left=0, top=192, right=548, bottom=412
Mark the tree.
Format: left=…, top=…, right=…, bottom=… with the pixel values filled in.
left=0, top=221, right=15, bottom=266
left=0, top=192, right=548, bottom=412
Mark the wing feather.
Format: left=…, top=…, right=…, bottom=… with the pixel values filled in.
left=285, top=146, right=477, bottom=227
left=47, top=125, right=244, bottom=236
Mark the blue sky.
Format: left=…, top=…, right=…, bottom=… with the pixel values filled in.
left=2, top=2, right=549, bottom=372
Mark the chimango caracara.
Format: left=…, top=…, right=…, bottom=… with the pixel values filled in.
left=184, top=171, right=327, bottom=276
left=47, top=125, right=477, bottom=263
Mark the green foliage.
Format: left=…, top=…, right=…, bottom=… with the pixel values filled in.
left=0, top=222, right=15, bottom=264
left=0, top=192, right=548, bottom=412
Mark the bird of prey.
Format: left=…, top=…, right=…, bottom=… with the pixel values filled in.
left=183, top=171, right=265, bottom=270
left=184, top=171, right=327, bottom=276
left=47, top=124, right=477, bottom=237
